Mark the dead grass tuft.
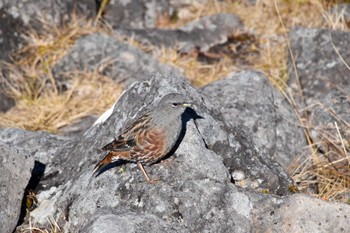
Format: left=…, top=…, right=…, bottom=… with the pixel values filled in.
left=0, top=14, right=121, bottom=132
left=15, top=215, right=62, bottom=233
left=0, top=70, right=122, bottom=132
left=291, top=121, right=350, bottom=202
left=157, top=47, right=239, bottom=86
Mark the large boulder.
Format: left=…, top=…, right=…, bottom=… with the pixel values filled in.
left=308, top=86, right=349, bottom=136
left=24, top=72, right=290, bottom=231
left=0, top=128, right=71, bottom=184
left=0, top=143, right=34, bottom=233
left=57, top=115, right=99, bottom=138
left=288, top=27, right=350, bottom=101
left=250, top=193, right=349, bottom=233
left=52, top=33, right=178, bottom=88
left=0, top=0, right=96, bottom=28
left=117, top=13, right=244, bottom=53
left=201, top=71, right=307, bottom=169
left=101, top=0, right=171, bottom=29
left=328, top=3, right=350, bottom=25
left=0, top=0, right=96, bottom=62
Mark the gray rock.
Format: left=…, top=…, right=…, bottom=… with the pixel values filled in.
left=0, top=8, right=25, bottom=61
left=57, top=115, right=99, bottom=139
left=288, top=27, right=350, bottom=101
left=0, top=128, right=71, bottom=185
left=0, top=92, right=15, bottom=112
left=329, top=3, right=350, bottom=24
left=81, top=211, right=186, bottom=233
left=23, top=72, right=290, bottom=232
left=52, top=33, right=178, bottom=88
left=0, top=142, right=34, bottom=233
left=309, top=87, right=350, bottom=133
left=117, top=13, right=243, bottom=53
left=0, top=0, right=96, bottom=28
left=0, top=0, right=95, bottom=61
left=101, top=0, right=172, bottom=29
left=201, top=70, right=307, bottom=169
left=250, top=193, right=350, bottom=233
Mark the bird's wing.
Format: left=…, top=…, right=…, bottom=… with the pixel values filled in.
left=93, top=150, right=130, bottom=175
left=131, top=127, right=167, bottom=164
left=101, top=112, right=152, bottom=152
left=101, top=135, right=135, bottom=152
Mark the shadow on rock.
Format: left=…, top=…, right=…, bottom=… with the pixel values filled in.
left=164, top=107, right=204, bottom=161
left=16, top=161, right=46, bottom=227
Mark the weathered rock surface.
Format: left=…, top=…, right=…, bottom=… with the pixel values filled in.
left=0, top=0, right=96, bottom=61
left=0, top=0, right=96, bottom=28
left=101, top=0, right=172, bottom=29
left=0, top=142, right=34, bottom=233
left=250, top=193, right=349, bottom=233
left=0, top=92, right=15, bottom=112
left=0, top=128, right=71, bottom=183
left=201, top=71, right=307, bottom=169
left=0, top=9, right=25, bottom=61
left=308, top=87, right=350, bottom=134
left=52, top=33, right=178, bottom=88
left=17, top=72, right=285, bottom=231
left=12, top=72, right=238, bottom=231
left=57, top=115, right=99, bottom=138
left=288, top=27, right=350, bottom=101
left=117, top=13, right=243, bottom=53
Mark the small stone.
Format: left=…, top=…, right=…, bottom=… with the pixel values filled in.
left=232, top=170, right=245, bottom=181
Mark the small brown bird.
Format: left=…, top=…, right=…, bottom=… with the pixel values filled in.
left=93, top=93, right=192, bottom=182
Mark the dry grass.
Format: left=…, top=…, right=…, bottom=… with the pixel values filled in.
left=16, top=215, right=62, bottom=233
left=0, top=70, right=122, bottom=132
left=291, top=122, right=350, bottom=202
left=157, top=47, right=240, bottom=86
left=0, top=15, right=122, bottom=132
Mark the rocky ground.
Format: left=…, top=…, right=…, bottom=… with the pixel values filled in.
left=0, top=0, right=349, bottom=232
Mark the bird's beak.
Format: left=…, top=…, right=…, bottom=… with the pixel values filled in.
left=182, top=102, right=192, bottom=107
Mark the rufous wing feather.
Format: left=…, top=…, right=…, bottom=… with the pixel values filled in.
left=93, top=150, right=132, bottom=176
left=93, top=151, right=117, bottom=176
left=101, top=136, right=135, bottom=152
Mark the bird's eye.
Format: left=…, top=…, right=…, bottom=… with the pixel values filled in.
left=172, top=103, right=178, bottom=107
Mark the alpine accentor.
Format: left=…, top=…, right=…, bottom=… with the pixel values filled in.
left=93, top=93, right=192, bottom=182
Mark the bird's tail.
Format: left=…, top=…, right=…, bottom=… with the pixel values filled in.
left=92, top=151, right=116, bottom=176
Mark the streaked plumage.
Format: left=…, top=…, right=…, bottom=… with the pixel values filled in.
left=93, top=93, right=192, bottom=182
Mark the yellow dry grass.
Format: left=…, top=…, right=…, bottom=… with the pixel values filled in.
left=0, top=71, right=122, bottom=132
left=0, top=15, right=122, bottom=133
left=157, top=47, right=239, bottom=86
left=16, top=215, right=62, bottom=233
left=291, top=122, right=350, bottom=202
